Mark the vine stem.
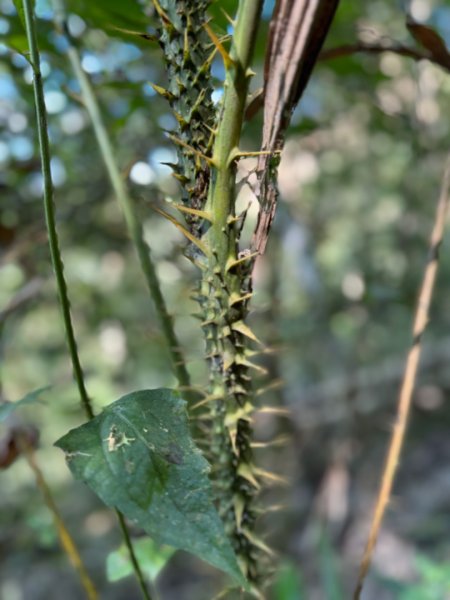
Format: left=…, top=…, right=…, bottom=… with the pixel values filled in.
left=52, top=0, right=191, bottom=395
left=22, top=2, right=154, bottom=599
left=116, top=512, right=154, bottom=600
left=354, top=157, right=450, bottom=599
left=22, top=0, right=94, bottom=420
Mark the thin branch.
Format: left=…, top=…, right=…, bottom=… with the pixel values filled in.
left=19, top=436, right=98, bottom=600
left=320, top=41, right=450, bottom=72
left=116, top=512, right=154, bottom=600
left=24, top=3, right=154, bottom=598
left=52, top=0, right=191, bottom=395
left=0, top=278, right=44, bottom=325
left=23, top=0, right=94, bottom=420
left=354, top=157, right=450, bottom=599
left=246, top=38, right=450, bottom=124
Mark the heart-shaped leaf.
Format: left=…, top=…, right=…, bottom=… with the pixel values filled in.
left=55, top=389, right=246, bottom=587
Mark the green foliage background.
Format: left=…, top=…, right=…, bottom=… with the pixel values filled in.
left=1, top=0, right=450, bottom=598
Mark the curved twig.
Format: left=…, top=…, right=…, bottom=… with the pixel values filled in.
left=354, top=157, right=450, bottom=599
left=320, top=41, right=450, bottom=72
left=23, top=0, right=94, bottom=419
left=19, top=435, right=98, bottom=600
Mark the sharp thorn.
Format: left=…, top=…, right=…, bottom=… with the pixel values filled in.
left=203, top=22, right=234, bottom=69
left=257, top=406, right=291, bottom=416
left=231, top=320, right=262, bottom=344
left=191, top=394, right=222, bottom=410
left=219, top=7, right=236, bottom=27
left=149, top=82, right=174, bottom=101
left=225, top=252, right=258, bottom=272
left=250, top=435, right=290, bottom=449
left=173, top=204, right=213, bottom=222
left=255, top=379, right=285, bottom=396
left=237, top=462, right=260, bottom=489
left=152, top=206, right=210, bottom=256
left=254, top=468, right=289, bottom=486
left=167, top=134, right=214, bottom=165
left=151, top=0, right=171, bottom=25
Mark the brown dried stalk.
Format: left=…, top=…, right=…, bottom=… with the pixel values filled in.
left=251, top=0, right=340, bottom=255
left=354, top=158, right=450, bottom=599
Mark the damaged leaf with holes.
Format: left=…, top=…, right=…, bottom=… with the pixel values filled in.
left=55, top=388, right=247, bottom=587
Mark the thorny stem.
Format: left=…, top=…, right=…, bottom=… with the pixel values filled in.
left=354, top=158, right=450, bottom=599
left=23, top=0, right=93, bottom=420
left=200, top=0, right=265, bottom=586
left=24, top=3, right=154, bottom=599
left=53, top=0, right=191, bottom=395
left=205, top=0, right=263, bottom=260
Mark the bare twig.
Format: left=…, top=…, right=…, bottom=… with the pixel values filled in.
left=354, top=158, right=450, bottom=599
left=19, top=436, right=98, bottom=600
left=320, top=41, right=450, bottom=72
left=0, top=278, right=44, bottom=324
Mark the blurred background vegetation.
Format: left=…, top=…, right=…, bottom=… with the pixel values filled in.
left=1, top=0, right=450, bottom=598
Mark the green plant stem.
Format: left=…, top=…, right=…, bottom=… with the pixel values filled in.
left=205, top=0, right=263, bottom=259
left=19, top=436, right=99, bottom=600
left=53, top=0, right=190, bottom=395
left=23, top=3, right=154, bottom=599
left=198, top=0, right=265, bottom=585
left=117, top=512, right=154, bottom=600
left=22, top=0, right=93, bottom=420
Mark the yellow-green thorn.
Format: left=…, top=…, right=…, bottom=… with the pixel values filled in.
left=231, top=320, right=262, bottom=344
left=173, top=203, right=213, bottom=222
left=203, top=22, right=234, bottom=70
left=226, top=252, right=258, bottom=272
left=150, top=82, right=174, bottom=101
left=168, top=134, right=215, bottom=165
left=152, top=206, right=210, bottom=256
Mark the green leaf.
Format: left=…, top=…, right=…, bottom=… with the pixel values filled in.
left=318, top=529, right=344, bottom=600
left=12, top=0, right=35, bottom=31
left=106, top=537, right=174, bottom=583
left=0, top=386, right=50, bottom=422
left=55, top=388, right=247, bottom=587
left=272, top=561, right=305, bottom=600
left=66, top=0, right=150, bottom=39
left=12, top=0, right=26, bottom=30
